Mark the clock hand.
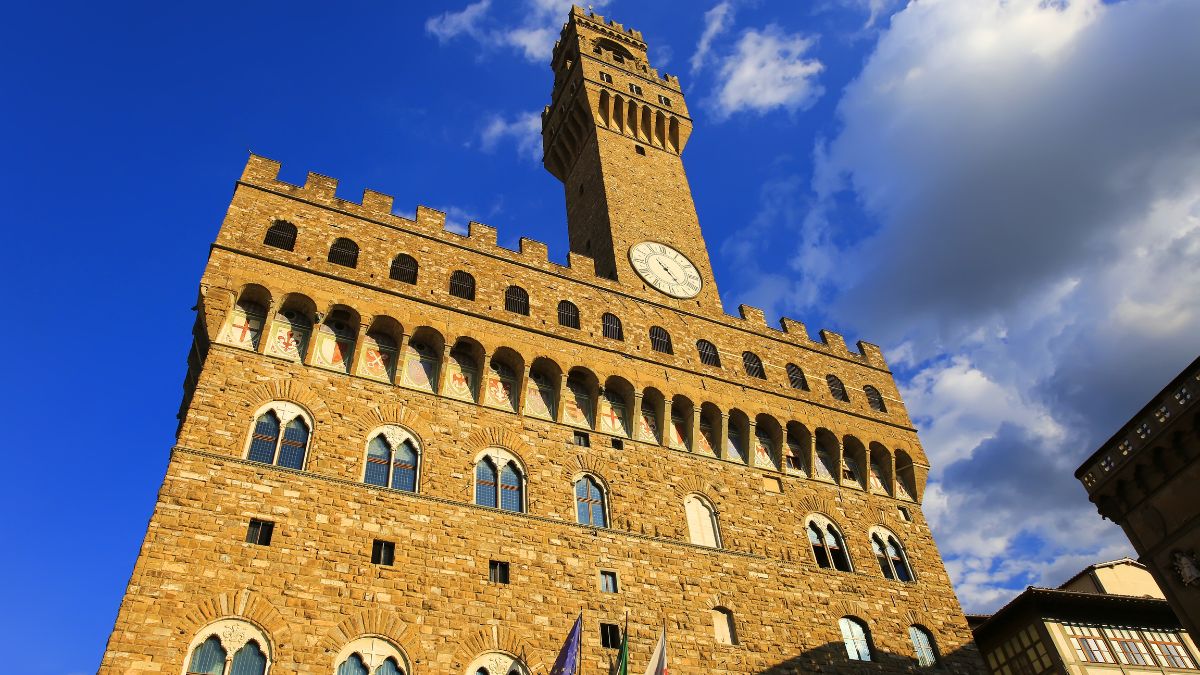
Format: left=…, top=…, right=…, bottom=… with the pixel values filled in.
left=657, top=260, right=680, bottom=283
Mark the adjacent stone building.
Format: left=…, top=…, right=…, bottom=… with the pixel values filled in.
left=101, top=7, right=983, bottom=674
left=968, top=559, right=1199, bottom=675
left=1076, top=356, right=1200, bottom=640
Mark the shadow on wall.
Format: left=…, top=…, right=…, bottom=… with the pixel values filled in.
left=756, top=639, right=985, bottom=674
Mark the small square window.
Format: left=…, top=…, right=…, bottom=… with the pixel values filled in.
left=245, top=519, right=273, bottom=546
left=488, top=560, right=510, bottom=584
left=658, top=94, right=672, bottom=107
left=628, top=83, right=643, bottom=96
left=898, top=506, right=912, bottom=522
left=611, top=438, right=624, bottom=450
left=599, top=72, right=613, bottom=84
left=574, top=431, right=591, bottom=447
left=601, top=571, right=619, bottom=593
left=635, top=145, right=646, bottom=155
left=601, top=623, right=622, bottom=649
left=372, top=539, right=395, bottom=566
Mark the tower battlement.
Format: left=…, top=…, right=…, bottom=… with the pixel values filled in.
left=239, top=153, right=889, bottom=368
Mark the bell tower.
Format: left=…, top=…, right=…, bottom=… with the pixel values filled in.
left=542, top=7, right=720, bottom=310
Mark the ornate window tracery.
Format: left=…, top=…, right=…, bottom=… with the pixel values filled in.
left=184, top=618, right=272, bottom=675
left=363, top=426, right=420, bottom=492
left=246, top=402, right=311, bottom=470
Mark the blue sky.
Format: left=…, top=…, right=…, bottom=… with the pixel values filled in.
left=3, top=1, right=1199, bottom=672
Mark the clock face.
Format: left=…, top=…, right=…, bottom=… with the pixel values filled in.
left=629, top=241, right=703, bottom=299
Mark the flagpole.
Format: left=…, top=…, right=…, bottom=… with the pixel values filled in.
left=577, top=609, right=583, bottom=674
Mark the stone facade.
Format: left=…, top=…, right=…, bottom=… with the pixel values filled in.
left=1076, top=356, right=1200, bottom=640
left=101, top=6, right=983, bottom=674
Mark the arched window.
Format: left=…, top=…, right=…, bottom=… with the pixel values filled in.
left=504, top=285, right=530, bottom=315
left=335, top=635, right=410, bottom=675
left=684, top=494, right=720, bottom=548
left=742, top=352, right=766, bottom=379
left=601, top=313, right=623, bottom=340
left=186, top=635, right=226, bottom=674
left=649, top=326, right=672, bottom=354
left=263, top=220, right=296, bottom=251
left=475, top=459, right=498, bottom=508
left=696, top=340, right=720, bottom=367
left=557, top=300, right=580, bottom=329
left=500, top=464, right=523, bottom=512
left=328, top=237, right=359, bottom=268
left=449, top=270, right=476, bottom=300
left=364, top=427, right=420, bottom=492
left=389, top=254, right=418, bottom=284
left=909, top=625, right=938, bottom=667
left=808, top=516, right=852, bottom=572
left=827, top=374, right=850, bottom=402
left=839, top=617, right=873, bottom=661
left=475, top=450, right=524, bottom=513
left=786, top=364, right=809, bottom=391
left=575, top=476, right=607, bottom=527
left=466, top=652, right=531, bottom=675
left=711, top=607, right=737, bottom=645
left=872, top=531, right=914, bottom=582
left=864, top=385, right=886, bottom=412
left=184, top=619, right=271, bottom=675
left=246, top=402, right=310, bottom=470
left=232, top=641, right=268, bottom=674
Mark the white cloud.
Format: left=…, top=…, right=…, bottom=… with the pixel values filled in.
left=479, top=111, right=543, bottom=161
left=426, top=0, right=609, bottom=63
left=691, top=2, right=735, bottom=74
left=755, top=0, right=1200, bottom=611
left=426, top=0, right=491, bottom=43
left=711, top=26, right=825, bottom=119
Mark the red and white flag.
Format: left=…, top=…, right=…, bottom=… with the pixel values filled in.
left=643, top=625, right=668, bottom=675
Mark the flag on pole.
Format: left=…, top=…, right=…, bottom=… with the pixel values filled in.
left=643, top=624, right=668, bottom=675
left=613, top=612, right=630, bottom=675
left=549, top=614, right=583, bottom=675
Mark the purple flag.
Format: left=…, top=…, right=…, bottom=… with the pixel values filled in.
left=549, top=614, right=583, bottom=675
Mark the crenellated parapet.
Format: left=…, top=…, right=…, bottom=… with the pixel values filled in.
left=236, top=154, right=891, bottom=371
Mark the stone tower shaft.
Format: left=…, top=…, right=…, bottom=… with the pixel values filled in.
left=542, top=7, right=720, bottom=310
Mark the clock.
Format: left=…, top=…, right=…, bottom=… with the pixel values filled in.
left=629, top=241, right=703, bottom=299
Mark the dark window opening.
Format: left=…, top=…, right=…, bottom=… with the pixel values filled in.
left=449, top=270, right=476, bottom=300
left=635, top=145, right=646, bottom=156
left=827, top=375, right=850, bottom=402
left=786, top=364, right=809, bottom=391
left=264, top=221, right=297, bottom=250
left=611, top=438, right=624, bottom=450
left=372, top=539, right=395, bottom=566
left=743, top=352, right=766, bottom=379
left=696, top=340, right=720, bottom=367
left=601, top=571, right=619, bottom=593
left=574, top=431, right=591, bottom=447
left=558, top=300, right=581, bottom=329
left=600, top=623, right=622, bottom=649
left=246, top=519, right=274, bottom=546
left=389, top=254, right=418, bottom=284
left=602, top=313, right=624, bottom=341
left=864, top=385, right=887, bottom=412
left=504, top=285, right=530, bottom=315
left=488, top=560, right=510, bottom=584
left=328, top=237, right=359, bottom=268
left=649, top=326, right=672, bottom=354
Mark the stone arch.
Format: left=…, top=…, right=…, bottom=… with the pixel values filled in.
left=318, top=608, right=416, bottom=659
left=452, top=625, right=547, bottom=674
left=179, top=589, right=292, bottom=659
left=348, top=404, right=429, bottom=441
left=795, top=495, right=838, bottom=520
left=465, top=427, right=532, bottom=459
left=240, top=379, right=330, bottom=425
left=672, top=474, right=723, bottom=505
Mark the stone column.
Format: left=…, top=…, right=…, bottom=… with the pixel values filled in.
left=691, top=407, right=703, bottom=454
left=478, top=351, right=492, bottom=405
left=436, top=343, right=453, bottom=394
left=256, top=298, right=277, bottom=355
left=515, top=363, right=531, bottom=416
left=556, top=373, right=569, bottom=423
left=631, top=390, right=645, bottom=442
left=717, top=412, right=730, bottom=462
left=348, top=321, right=371, bottom=378
left=393, top=333, right=411, bottom=387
